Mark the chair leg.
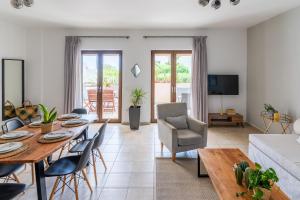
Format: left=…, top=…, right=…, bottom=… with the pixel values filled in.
left=43, top=159, right=49, bottom=168
left=82, top=169, right=93, bottom=192
left=58, top=145, right=65, bottom=159
left=161, top=142, right=163, bottom=152
left=31, top=163, right=35, bottom=184
left=49, top=177, right=60, bottom=200
left=12, top=173, right=20, bottom=183
left=92, top=151, right=98, bottom=185
left=61, top=176, right=66, bottom=194
left=74, top=174, right=79, bottom=200
left=172, top=153, right=176, bottom=162
left=96, top=148, right=107, bottom=170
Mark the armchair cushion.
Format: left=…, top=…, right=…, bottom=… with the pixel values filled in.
left=177, top=129, right=202, bottom=146
left=166, top=115, right=188, bottom=130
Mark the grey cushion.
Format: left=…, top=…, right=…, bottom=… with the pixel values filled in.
left=177, top=129, right=202, bottom=146
left=166, top=115, right=188, bottom=130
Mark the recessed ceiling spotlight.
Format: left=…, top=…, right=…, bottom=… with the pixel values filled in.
left=230, top=0, right=240, bottom=6
left=23, top=0, right=34, bottom=7
left=10, top=0, right=23, bottom=9
left=211, top=0, right=221, bottom=9
left=199, top=0, right=210, bottom=7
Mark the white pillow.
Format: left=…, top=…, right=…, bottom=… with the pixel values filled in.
left=166, top=115, right=188, bottom=130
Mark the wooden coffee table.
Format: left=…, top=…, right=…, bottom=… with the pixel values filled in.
left=197, top=148, right=289, bottom=200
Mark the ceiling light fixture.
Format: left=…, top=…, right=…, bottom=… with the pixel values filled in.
left=199, top=0, right=210, bottom=7
left=199, top=0, right=240, bottom=9
left=211, top=0, right=221, bottom=9
left=11, top=0, right=34, bottom=9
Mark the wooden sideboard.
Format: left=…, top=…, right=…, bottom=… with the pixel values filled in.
left=208, top=113, right=244, bottom=127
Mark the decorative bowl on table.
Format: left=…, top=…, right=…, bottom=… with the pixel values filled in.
left=0, top=142, right=23, bottom=154
left=58, top=113, right=80, bottom=121
left=0, top=131, right=30, bottom=140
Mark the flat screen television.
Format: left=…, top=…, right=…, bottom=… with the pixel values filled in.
left=208, top=75, right=239, bottom=95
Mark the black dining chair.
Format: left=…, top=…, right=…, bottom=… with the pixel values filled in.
left=72, top=108, right=88, bottom=140
left=0, top=118, right=29, bottom=184
left=46, top=134, right=97, bottom=200
left=0, top=164, right=23, bottom=183
left=58, top=108, right=89, bottom=159
left=0, top=183, right=26, bottom=199
left=1, top=117, right=24, bottom=133
left=69, top=120, right=108, bottom=185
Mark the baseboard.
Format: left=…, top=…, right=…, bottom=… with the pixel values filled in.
left=121, top=122, right=151, bottom=126
left=246, top=121, right=264, bottom=133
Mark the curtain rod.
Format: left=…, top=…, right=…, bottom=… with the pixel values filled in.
left=78, top=36, right=130, bottom=39
left=143, top=36, right=206, bottom=39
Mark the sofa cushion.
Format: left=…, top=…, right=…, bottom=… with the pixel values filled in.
left=177, top=129, right=202, bottom=146
left=166, top=115, right=188, bottom=130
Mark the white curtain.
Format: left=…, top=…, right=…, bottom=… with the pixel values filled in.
left=191, top=36, right=208, bottom=122
left=64, top=36, right=82, bottom=113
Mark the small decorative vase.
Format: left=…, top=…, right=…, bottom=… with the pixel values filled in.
left=273, top=112, right=280, bottom=122
left=41, top=122, right=53, bottom=134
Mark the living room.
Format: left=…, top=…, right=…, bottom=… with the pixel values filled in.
left=0, top=0, right=299, bottom=200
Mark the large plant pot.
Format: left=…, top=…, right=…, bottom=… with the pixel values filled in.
left=41, top=122, right=53, bottom=134
left=129, top=106, right=141, bottom=130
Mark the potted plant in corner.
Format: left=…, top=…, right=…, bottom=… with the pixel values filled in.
left=129, top=88, right=146, bottom=130
left=39, top=104, right=57, bottom=134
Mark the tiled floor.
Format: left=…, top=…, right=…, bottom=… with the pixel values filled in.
left=14, top=123, right=259, bottom=200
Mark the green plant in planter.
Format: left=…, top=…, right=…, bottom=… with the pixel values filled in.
left=131, top=88, right=146, bottom=108
left=39, top=104, right=57, bottom=124
left=129, top=88, right=146, bottom=130
left=236, top=163, right=279, bottom=200
left=264, top=104, right=277, bottom=114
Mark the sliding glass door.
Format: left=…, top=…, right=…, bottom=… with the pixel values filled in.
left=82, top=51, right=122, bottom=122
left=151, top=50, right=192, bottom=122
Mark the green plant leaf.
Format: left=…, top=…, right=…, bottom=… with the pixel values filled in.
left=131, top=88, right=146, bottom=107
left=39, top=104, right=56, bottom=123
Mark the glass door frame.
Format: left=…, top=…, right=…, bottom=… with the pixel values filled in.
left=81, top=50, right=122, bottom=123
left=151, top=50, right=192, bottom=123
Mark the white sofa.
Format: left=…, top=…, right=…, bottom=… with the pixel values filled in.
left=249, top=134, right=300, bottom=199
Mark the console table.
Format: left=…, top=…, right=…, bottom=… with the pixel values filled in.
left=208, top=113, right=244, bottom=127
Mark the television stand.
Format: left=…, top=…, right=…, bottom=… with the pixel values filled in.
left=208, top=113, right=244, bottom=127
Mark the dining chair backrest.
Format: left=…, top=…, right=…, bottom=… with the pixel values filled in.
left=93, top=120, right=109, bottom=149
left=75, top=133, right=98, bottom=172
left=88, top=89, right=97, bottom=102
left=71, top=108, right=88, bottom=115
left=2, top=118, right=24, bottom=133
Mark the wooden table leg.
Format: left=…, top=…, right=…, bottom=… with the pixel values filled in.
left=35, top=160, right=47, bottom=200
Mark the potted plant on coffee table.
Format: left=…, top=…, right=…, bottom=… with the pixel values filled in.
left=129, top=88, right=146, bottom=130
left=236, top=162, right=279, bottom=200
left=39, top=104, right=57, bottom=134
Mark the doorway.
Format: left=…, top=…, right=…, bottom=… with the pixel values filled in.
left=151, top=50, right=192, bottom=122
left=82, top=50, right=122, bottom=122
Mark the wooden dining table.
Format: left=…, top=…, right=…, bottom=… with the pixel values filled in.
left=0, top=114, right=97, bottom=200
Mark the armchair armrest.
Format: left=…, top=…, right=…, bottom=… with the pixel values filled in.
left=157, top=119, right=178, bottom=152
left=187, top=117, right=207, bottom=147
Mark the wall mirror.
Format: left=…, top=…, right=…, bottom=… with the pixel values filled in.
left=131, top=64, right=141, bottom=78
left=2, top=59, right=24, bottom=120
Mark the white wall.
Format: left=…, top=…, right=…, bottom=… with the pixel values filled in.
left=247, top=6, right=300, bottom=132
left=0, top=21, right=27, bottom=122
left=25, top=28, right=247, bottom=123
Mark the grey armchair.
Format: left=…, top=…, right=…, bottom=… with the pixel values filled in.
left=157, top=103, right=207, bottom=161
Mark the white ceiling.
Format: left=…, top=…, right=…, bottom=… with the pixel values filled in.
left=0, top=0, right=300, bottom=29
